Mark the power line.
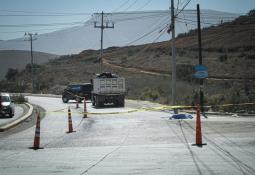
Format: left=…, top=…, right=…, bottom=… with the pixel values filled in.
left=114, top=13, right=168, bottom=23
left=176, top=16, right=219, bottom=25
left=175, top=0, right=192, bottom=16
left=123, top=0, right=139, bottom=11
left=0, top=12, right=169, bottom=35
left=0, top=9, right=92, bottom=15
left=135, top=0, right=153, bottom=11
left=103, top=24, right=168, bottom=61
left=112, top=0, right=131, bottom=12
left=125, top=16, right=169, bottom=45
left=0, top=21, right=85, bottom=28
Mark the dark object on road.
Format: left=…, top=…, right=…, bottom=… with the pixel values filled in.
left=62, top=83, right=92, bottom=103
left=0, top=93, right=15, bottom=118
left=170, top=113, right=193, bottom=120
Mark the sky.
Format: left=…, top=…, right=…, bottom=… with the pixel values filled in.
left=0, top=0, right=254, bottom=40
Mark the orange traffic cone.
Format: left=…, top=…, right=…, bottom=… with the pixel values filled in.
left=192, top=104, right=206, bottom=147
left=83, top=97, right=87, bottom=118
left=29, top=112, right=43, bottom=150
left=66, top=107, right=76, bottom=133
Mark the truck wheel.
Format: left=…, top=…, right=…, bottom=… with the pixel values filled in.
left=76, top=97, right=82, bottom=103
left=95, top=96, right=99, bottom=108
left=119, top=99, right=125, bottom=107
left=62, top=97, right=69, bottom=103
left=9, top=111, right=13, bottom=118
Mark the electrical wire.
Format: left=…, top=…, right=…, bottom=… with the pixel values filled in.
left=125, top=21, right=167, bottom=45
left=123, top=0, right=139, bottom=11
left=176, top=16, right=219, bottom=25
left=102, top=16, right=169, bottom=57
left=175, top=0, right=192, bottom=17
left=112, top=0, right=131, bottom=12
left=135, top=0, right=153, bottom=11
left=0, top=21, right=85, bottom=28
left=0, top=9, right=92, bottom=15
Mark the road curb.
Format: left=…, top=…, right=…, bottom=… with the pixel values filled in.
left=0, top=103, right=34, bottom=132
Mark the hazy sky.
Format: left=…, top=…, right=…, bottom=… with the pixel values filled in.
left=0, top=0, right=254, bottom=40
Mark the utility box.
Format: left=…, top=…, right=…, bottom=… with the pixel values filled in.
left=91, top=72, right=125, bottom=107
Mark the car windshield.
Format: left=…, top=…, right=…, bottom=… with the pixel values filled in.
left=69, top=85, right=81, bottom=91
left=1, top=96, right=11, bottom=102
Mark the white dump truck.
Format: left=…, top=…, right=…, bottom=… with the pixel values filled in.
left=91, top=72, right=125, bottom=107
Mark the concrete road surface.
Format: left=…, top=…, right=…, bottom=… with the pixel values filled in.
left=0, top=96, right=255, bottom=175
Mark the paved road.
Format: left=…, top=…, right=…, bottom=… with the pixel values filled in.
left=0, top=96, right=255, bottom=175
left=0, top=105, right=24, bottom=127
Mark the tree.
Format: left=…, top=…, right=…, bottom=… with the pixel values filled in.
left=248, top=9, right=255, bottom=16
left=5, top=68, right=18, bottom=81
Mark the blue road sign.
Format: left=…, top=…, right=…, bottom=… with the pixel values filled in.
left=194, top=65, right=208, bottom=79
left=195, top=65, right=208, bottom=71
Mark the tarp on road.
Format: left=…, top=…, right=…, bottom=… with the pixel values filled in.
left=169, top=113, right=193, bottom=120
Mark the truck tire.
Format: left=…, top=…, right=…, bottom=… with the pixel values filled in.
left=62, top=97, right=69, bottom=103
left=118, top=95, right=125, bottom=107
left=9, top=111, right=13, bottom=118
left=113, top=95, right=124, bottom=107
left=76, top=97, right=82, bottom=103
left=95, top=96, right=104, bottom=108
left=119, top=99, right=125, bottom=107
left=95, top=96, right=99, bottom=108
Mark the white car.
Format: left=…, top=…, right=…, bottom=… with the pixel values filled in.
left=0, top=93, right=15, bottom=118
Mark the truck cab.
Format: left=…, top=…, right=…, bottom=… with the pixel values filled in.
left=62, top=83, right=92, bottom=103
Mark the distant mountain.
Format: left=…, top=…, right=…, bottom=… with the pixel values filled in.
left=0, top=50, right=57, bottom=80
left=0, top=10, right=239, bottom=55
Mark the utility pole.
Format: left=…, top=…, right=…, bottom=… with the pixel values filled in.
left=197, top=4, right=204, bottom=113
left=24, top=32, right=37, bottom=93
left=94, top=11, right=114, bottom=73
left=170, top=0, right=177, bottom=109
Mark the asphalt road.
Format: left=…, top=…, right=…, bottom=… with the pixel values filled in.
left=0, top=104, right=24, bottom=127
left=0, top=96, right=255, bottom=175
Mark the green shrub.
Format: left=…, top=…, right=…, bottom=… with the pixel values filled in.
left=11, top=94, right=27, bottom=104
left=140, top=87, right=161, bottom=101
left=218, top=55, right=228, bottom=62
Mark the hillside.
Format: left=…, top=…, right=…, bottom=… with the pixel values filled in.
left=2, top=11, right=255, bottom=112
left=0, top=50, right=58, bottom=80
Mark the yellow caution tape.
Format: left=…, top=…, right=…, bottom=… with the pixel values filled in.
left=37, top=102, right=254, bottom=116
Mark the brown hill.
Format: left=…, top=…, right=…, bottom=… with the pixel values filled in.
left=0, top=50, right=58, bottom=80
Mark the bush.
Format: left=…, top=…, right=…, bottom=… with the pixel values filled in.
left=176, top=64, right=193, bottom=81
left=218, top=55, right=228, bottom=62
left=248, top=9, right=255, bottom=16
left=246, top=54, right=255, bottom=60
left=140, top=87, right=161, bottom=101
left=5, top=68, right=19, bottom=81
left=11, top=94, right=27, bottom=104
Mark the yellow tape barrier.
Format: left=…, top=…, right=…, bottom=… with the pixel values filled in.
left=39, top=102, right=254, bottom=116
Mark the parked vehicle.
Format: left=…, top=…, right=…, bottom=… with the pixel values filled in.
left=62, top=83, right=93, bottom=103
left=91, top=72, right=125, bottom=107
left=0, top=93, right=15, bottom=117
